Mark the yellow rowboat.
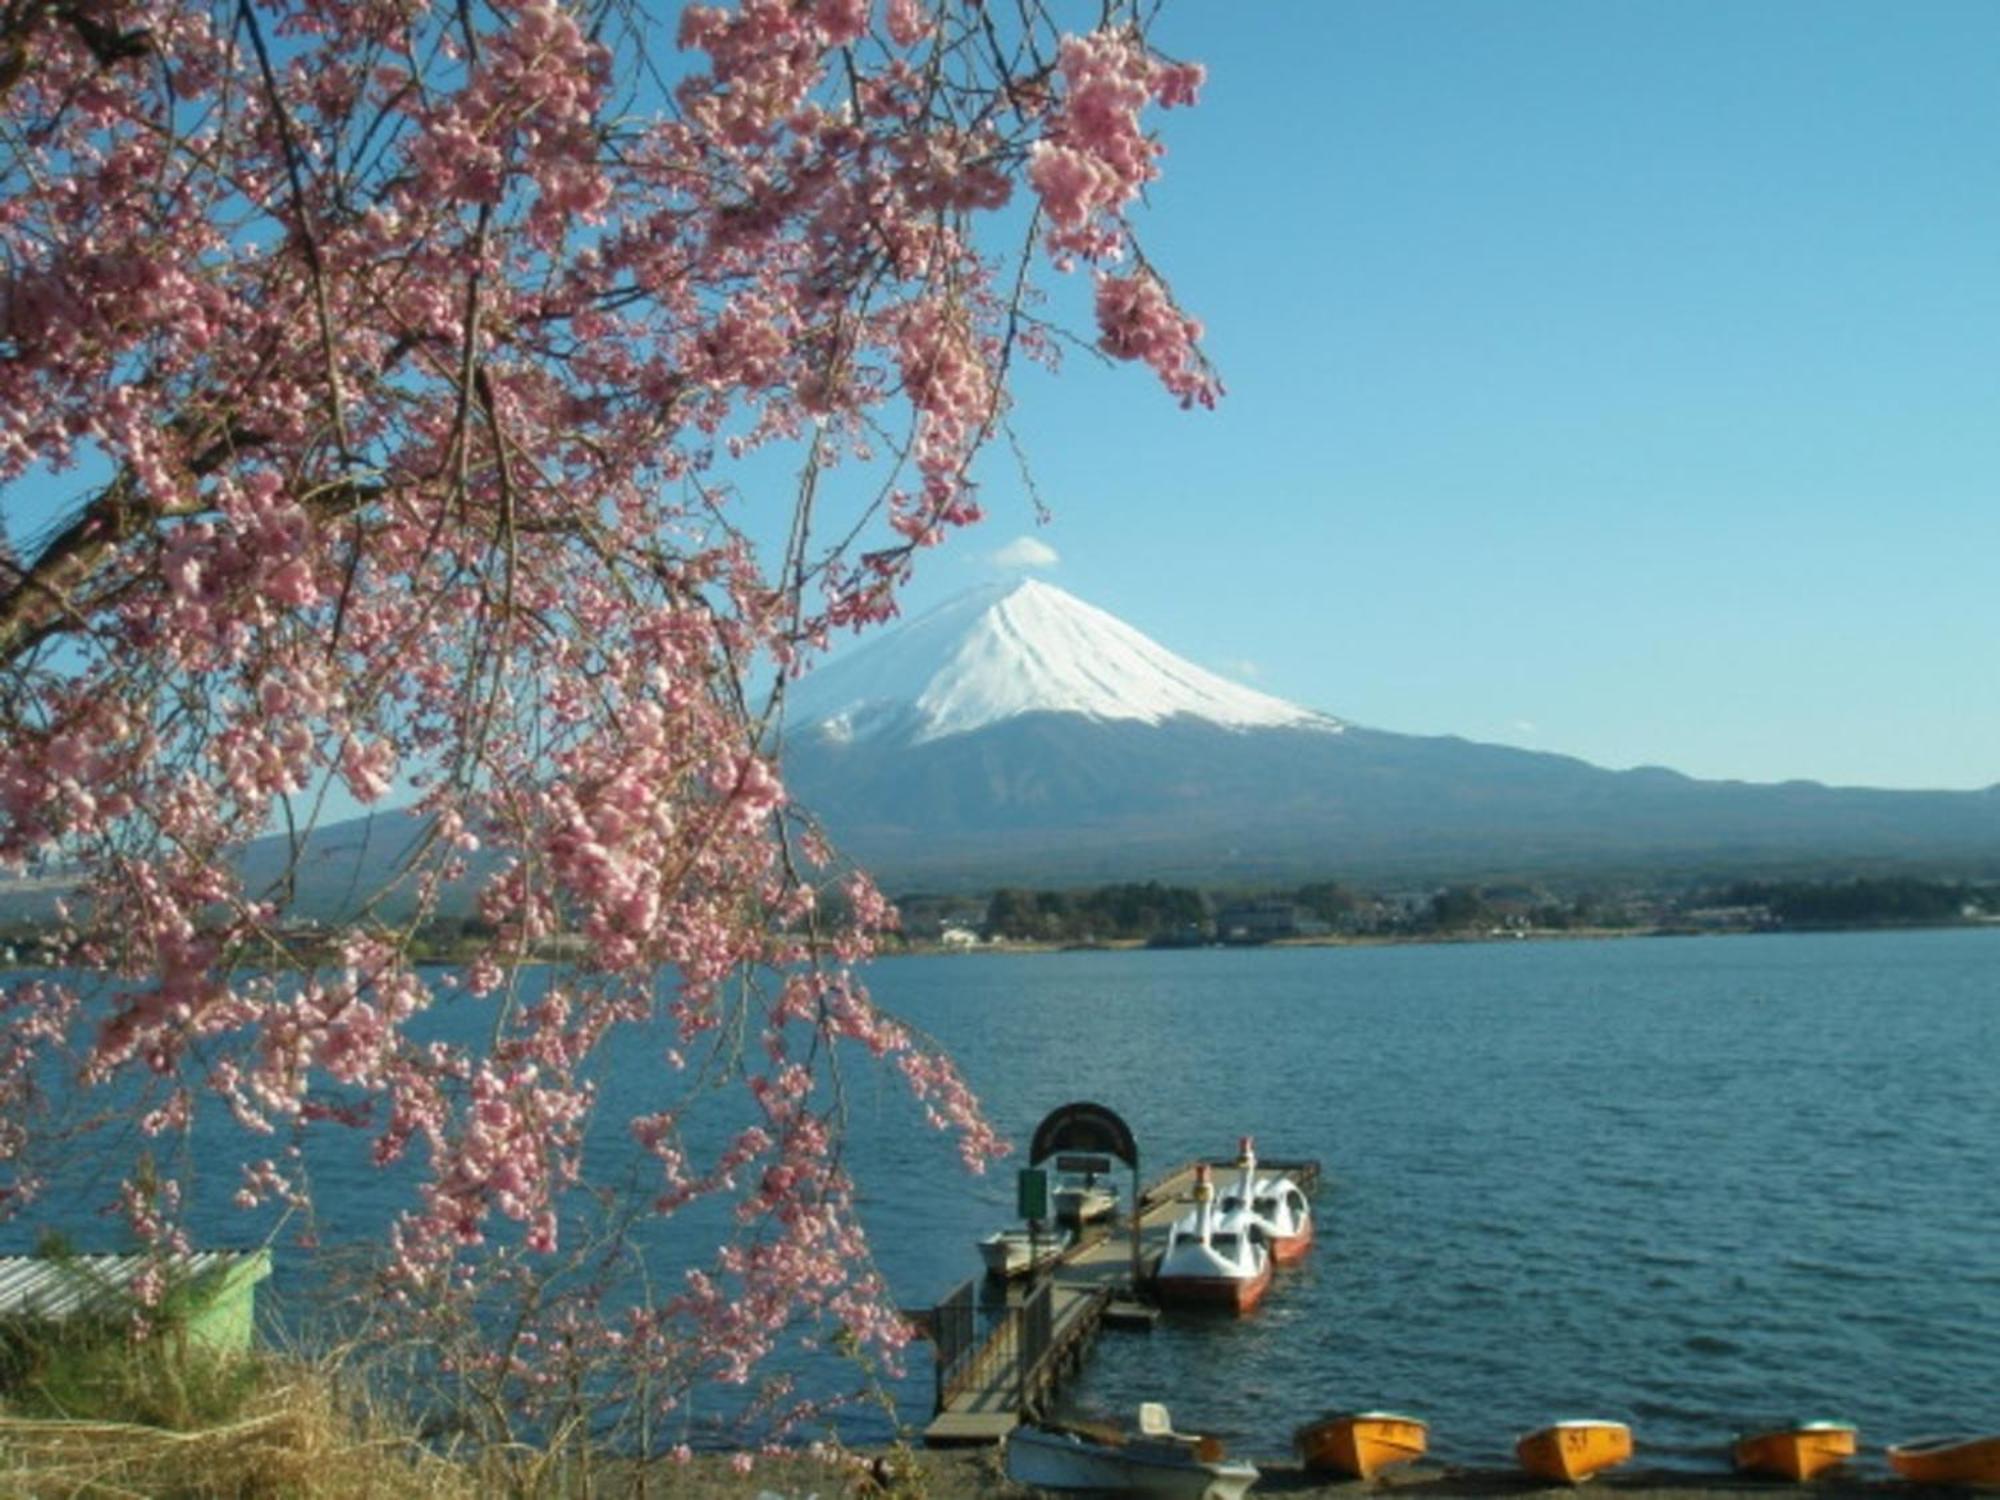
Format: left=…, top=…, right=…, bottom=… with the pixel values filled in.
left=1294, top=1411, right=1428, bottom=1479
left=1887, top=1434, right=2000, bottom=1486
left=1732, top=1421, right=1858, bottom=1481
left=1516, top=1420, right=1634, bottom=1484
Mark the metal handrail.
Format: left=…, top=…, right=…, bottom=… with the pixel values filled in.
left=932, top=1278, right=980, bottom=1409
left=1016, top=1278, right=1053, bottom=1409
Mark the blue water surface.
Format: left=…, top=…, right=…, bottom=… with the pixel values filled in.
left=9, top=928, right=1998, bottom=1468
left=847, top=929, right=2000, bottom=1469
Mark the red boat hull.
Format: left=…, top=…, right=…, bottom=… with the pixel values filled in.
left=1155, top=1262, right=1273, bottom=1312
left=1270, top=1218, right=1314, bottom=1265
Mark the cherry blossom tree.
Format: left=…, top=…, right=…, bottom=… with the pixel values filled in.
left=0, top=0, right=1209, bottom=1452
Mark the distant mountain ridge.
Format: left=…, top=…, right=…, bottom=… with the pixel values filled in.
left=777, top=579, right=2000, bottom=888
left=8, top=580, right=1996, bottom=922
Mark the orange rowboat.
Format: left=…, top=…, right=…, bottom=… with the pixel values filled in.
left=1732, top=1421, right=1858, bottom=1481
left=1295, top=1411, right=1428, bottom=1479
left=1516, top=1420, right=1633, bottom=1484
left=1886, top=1435, right=2000, bottom=1486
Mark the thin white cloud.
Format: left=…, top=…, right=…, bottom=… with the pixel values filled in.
left=991, top=535, right=1060, bottom=570
left=1224, top=658, right=1264, bottom=681
left=1511, top=719, right=1539, bottom=736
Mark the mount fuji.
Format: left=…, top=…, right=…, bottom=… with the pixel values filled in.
left=11, top=581, right=1990, bottom=925
left=780, top=578, right=2000, bottom=888
left=785, top=578, right=1339, bottom=747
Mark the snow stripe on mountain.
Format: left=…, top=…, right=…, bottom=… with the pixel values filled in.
left=786, top=578, right=1341, bottom=745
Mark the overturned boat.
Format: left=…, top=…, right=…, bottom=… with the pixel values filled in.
left=1886, top=1434, right=2000, bottom=1486
left=1295, top=1410, right=1428, bottom=1479
left=1516, top=1419, right=1634, bottom=1483
left=1732, top=1420, right=1858, bottom=1481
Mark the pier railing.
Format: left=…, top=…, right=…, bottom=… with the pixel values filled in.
left=924, top=1155, right=1321, bottom=1444
left=932, top=1277, right=981, bottom=1410
left=1016, top=1277, right=1054, bottom=1408
left=931, top=1276, right=1059, bottom=1414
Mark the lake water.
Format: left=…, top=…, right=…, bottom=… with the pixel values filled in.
left=10, top=928, right=1999, bottom=1469
left=844, top=929, right=2000, bottom=1469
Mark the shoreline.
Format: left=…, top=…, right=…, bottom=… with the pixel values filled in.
left=4, top=917, right=1992, bottom=974
left=881, top=919, right=1998, bottom=959
left=654, top=1446, right=1924, bottom=1498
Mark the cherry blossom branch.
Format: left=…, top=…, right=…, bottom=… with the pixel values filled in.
left=235, top=0, right=353, bottom=459
left=0, top=0, right=1211, bottom=1451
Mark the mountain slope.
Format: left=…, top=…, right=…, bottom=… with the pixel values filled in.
left=782, top=712, right=2000, bottom=886
left=786, top=578, right=1336, bottom=745
left=778, top=580, right=2000, bottom=887
left=12, top=582, right=1991, bottom=922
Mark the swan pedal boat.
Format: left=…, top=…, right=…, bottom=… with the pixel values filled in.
left=1886, top=1434, right=2000, bottom=1486
left=1732, top=1421, right=1857, bottom=1481
left=1153, top=1164, right=1273, bottom=1313
left=1295, top=1410, right=1428, bottom=1478
left=1216, top=1135, right=1313, bottom=1265
left=1004, top=1403, right=1259, bottom=1500
left=1516, top=1419, right=1634, bottom=1483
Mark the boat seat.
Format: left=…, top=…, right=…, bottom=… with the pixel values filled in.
left=1135, top=1404, right=1225, bottom=1463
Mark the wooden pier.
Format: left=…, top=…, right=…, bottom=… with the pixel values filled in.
left=922, top=1156, right=1321, bottom=1447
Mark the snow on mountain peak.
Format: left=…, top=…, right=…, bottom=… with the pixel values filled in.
left=786, top=577, right=1341, bottom=745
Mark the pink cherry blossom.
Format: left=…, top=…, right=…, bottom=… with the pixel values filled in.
left=1095, top=270, right=1222, bottom=409
left=0, top=0, right=1210, bottom=1452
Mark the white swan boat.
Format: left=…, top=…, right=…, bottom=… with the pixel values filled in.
left=1214, top=1136, right=1313, bottom=1265
left=1005, top=1403, right=1259, bottom=1500
left=1153, top=1164, right=1273, bottom=1312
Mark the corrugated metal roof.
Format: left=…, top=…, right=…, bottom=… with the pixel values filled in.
left=0, top=1251, right=269, bottom=1320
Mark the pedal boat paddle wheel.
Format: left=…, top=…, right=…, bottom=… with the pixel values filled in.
left=1732, top=1421, right=1858, bottom=1481
left=1215, top=1135, right=1313, bottom=1265
left=1153, top=1164, right=1274, bottom=1313
left=1515, top=1419, right=1634, bottom=1483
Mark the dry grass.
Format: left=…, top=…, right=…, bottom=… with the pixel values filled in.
left=0, top=1353, right=873, bottom=1500
left=0, top=1299, right=930, bottom=1500
left=0, top=1363, right=481, bottom=1500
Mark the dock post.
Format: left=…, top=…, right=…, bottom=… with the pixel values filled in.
left=1129, top=1154, right=1142, bottom=1295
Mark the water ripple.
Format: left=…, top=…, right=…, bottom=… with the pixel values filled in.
left=17, top=928, right=1997, bottom=1458
left=885, top=931, right=2000, bottom=1459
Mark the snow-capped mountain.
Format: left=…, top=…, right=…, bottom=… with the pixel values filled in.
left=786, top=578, right=1338, bottom=746
left=15, top=582, right=1983, bottom=923
left=780, top=580, right=2000, bottom=888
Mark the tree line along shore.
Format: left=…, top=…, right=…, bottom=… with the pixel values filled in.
left=3, top=873, right=1992, bottom=971
left=882, top=873, right=2000, bottom=952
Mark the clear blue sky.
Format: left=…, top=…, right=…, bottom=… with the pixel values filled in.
left=11, top=3, right=1995, bottom=794
left=896, top=0, right=2000, bottom=791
